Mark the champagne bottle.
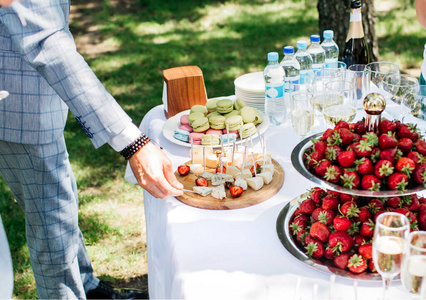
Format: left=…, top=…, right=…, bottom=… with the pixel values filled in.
left=342, top=0, right=370, bottom=67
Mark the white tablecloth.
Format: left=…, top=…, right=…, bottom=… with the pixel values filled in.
left=125, top=104, right=416, bottom=300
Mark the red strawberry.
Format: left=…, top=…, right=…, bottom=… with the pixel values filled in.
left=304, top=237, right=324, bottom=259
left=321, top=128, right=334, bottom=142
left=407, top=151, right=425, bottom=166
left=360, top=219, right=375, bottom=237
left=325, top=145, right=342, bottom=163
left=379, top=119, right=397, bottom=134
left=416, top=139, right=426, bottom=156
left=306, top=151, right=323, bottom=169
left=339, top=128, right=355, bottom=146
left=387, top=172, right=409, bottom=191
left=398, top=124, right=419, bottom=142
left=312, top=207, right=324, bottom=222
left=402, top=195, right=420, bottom=212
left=177, top=165, right=190, bottom=176
left=290, top=220, right=307, bottom=235
left=328, top=191, right=341, bottom=199
left=324, top=165, right=342, bottom=183
left=354, top=234, right=368, bottom=248
left=294, top=214, right=310, bottom=224
left=310, top=187, right=327, bottom=204
left=315, top=159, right=332, bottom=177
left=355, top=206, right=372, bottom=223
left=340, top=193, right=357, bottom=203
left=361, top=174, right=381, bottom=191
left=299, top=198, right=316, bottom=214
left=395, top=208, right=417, bottom=224
left=325, top=246, right=336, bottom=260
left=296, top=229, right=308, bottom=244
left=386, top=197, right=402, bottom=209
left=354, top=140, right=373, bottom=157
left=216, top=165, right=226, bottom=174
left=374, top=159, right=394, bottom=178
left=195, top=176, right=208, bottom=187
left=355, top=157, right=374, bottom=175
left=419, top=210, right=426, bottom=230
left=341, top=170, right=361, bottom=189
left=358, top=243, right=373, bottom=259
left=347, top=254, right=367, bottom=273
left=368, top=199, right=385, bottom=213
left=340, top=201, right=360, bottom=218
left=311, top=139, right=327, bottom=156
left=329, top=231, right=354, bottom=253
left=337, top=151, right=357, bottom=168
left=334, top=252, right=350, bottom=269
left=378, top=132, right=398, bottom=150
left=395, top=157, right=416, bottom=176
left=374, top=210, right=386, bottom=222
left=229, top=186, right=243, bottom=198
left=370, top=146, right=381, bottom=163
left=322, top=195, right=340, bottom=211
left=368, top=259, right=377, bottom=273
left=413, top=163, right=426, bottom=185
left=315, top=209, right=335, bottom=226
left=379, top=148, right=401, bottom=163
left=334, top=120, right=350, bottom=130
left=333, top=215, right=351, bottom=231
left=354, top=119, right=367, bottom=135
left=310, top=222, right=330, bottom=243
left=398, top=138, right=414, bottom=154
left=362, top=132, right=379, bottom=147
left=346, top=142, right=357, bottom=152
left=250, top=163, right=261, bottom=176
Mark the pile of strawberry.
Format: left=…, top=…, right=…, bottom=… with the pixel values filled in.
left=290, top=187, right=426, bottom=274
left=303, top=119, right=426, bottom=191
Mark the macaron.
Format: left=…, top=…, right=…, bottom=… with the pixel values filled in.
left=225, top=115, right=243, bottom=131
left=206, top=129, right=223, bottom=136
left=222, top=129, right=240, bottom=138
left=180, top=114, right=190, bottom=126
left=241, top=123, right=257, bottom=139
left=209, top=115, right=226, bottom=130
left=173, top=129, right=190, bottom=143
left=224, top=110, right=239, bottom=118
left=202, top=134, right=220, bottom=146
left=216, top=99, right=234, bottom=114
left=253, top=108, right=263, bottom=125
left=240, top=106, right=257, bottom=124
left=192, top=117, right=210, bottom=133
left=180, top=124, right=193, bottom=132
left=188, top=132, right=204, bottom=145
left=206, top=111, right=221, bottom=120
left=221, top=133, right=238, bottom=145
left=206, top=99, right=219, bottom=113
left=188, top=112, right=205, bottom=126
left=190, top=105, right=207, bottom=115
left=234, top=98, right=246, bottom=110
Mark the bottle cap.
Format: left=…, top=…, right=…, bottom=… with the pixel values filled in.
left=296, top=40, right=307, bottom=50
left=267, top=52, right=279, bottom=62
left=310, top=35, right=320, bottom=43
left=283, top=46, right=294, bottom=55
left=323, top=30, right=334, bottom=39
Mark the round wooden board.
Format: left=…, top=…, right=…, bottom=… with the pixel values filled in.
left=175, top=158, right=285, bottom=210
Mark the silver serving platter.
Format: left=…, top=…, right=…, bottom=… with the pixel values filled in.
left=291, top=133, right=426, bottom=197
left=276, top=192, right=382, bottom=281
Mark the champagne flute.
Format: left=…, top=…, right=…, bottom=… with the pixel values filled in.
left=365, top=61, right=400, bottom=93
left=347, top=64, right=367, bottom=110
left=372, top=212, right=410, bottom=299
left=291, top=92, right=314, bottom=139
left=401, top=231, right=426, bottom=298
left=322, top=80, right=356, bottom=126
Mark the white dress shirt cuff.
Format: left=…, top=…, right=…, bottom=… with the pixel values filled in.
left=108, top=123, right=142, bottom=152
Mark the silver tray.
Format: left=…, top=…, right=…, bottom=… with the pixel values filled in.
left=291, top=133, right=426, bottom=197
left=276, top=192, right=382, bottom=281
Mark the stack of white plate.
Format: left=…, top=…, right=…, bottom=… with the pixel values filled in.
left=234, top=72, right=265, bottom=112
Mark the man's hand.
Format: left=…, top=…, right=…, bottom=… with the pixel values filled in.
left=129, top=142, right=183, bottom=199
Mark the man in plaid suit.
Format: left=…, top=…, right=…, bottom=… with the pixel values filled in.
left=0, top=0, right=183, bottom=298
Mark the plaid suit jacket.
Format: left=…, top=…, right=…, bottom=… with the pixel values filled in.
left=0, top=0, right=131, bottom=147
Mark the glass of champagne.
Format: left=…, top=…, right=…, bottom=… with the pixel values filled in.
left=365, top=61, right=400, bottom=93
left=291, top=92, right=314, bottom=139
left=347, top=64, right=367, bottom=110
left=322, top=80, right=356, bottom=126
left=401, top=231, right=426, bottom=298
left=372, top=212, right=410, bottom=299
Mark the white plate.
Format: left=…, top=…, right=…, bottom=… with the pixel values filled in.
left=234, top=72, right=265, bottom=92
left=162, top=109, right=270, bottom=148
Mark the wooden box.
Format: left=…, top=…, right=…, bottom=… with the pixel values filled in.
left=163, top=66, right=207, bottom=118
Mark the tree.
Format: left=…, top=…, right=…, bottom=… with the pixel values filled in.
left=317, top=0, right=379, bottom=62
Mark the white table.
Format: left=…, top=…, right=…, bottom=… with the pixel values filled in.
left=125, top=104, right=415, bottom=300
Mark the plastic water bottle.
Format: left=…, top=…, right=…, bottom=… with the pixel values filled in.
left=280, top=46, right=300, bottom=119
left=264, top=52, right=285, bottom=126
left=321, top=30, right=339, bottom=64
left=420, top=43, right=426, bottom=85
left=295, top=40, right=313, bottom=88
left=308, top=35, right=325, bottom=72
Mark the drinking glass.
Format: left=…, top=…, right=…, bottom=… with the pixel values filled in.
left=322, top=80, right=356, bottom=126
left=324, top=61, right=347, bottom=80
left=372, top=212, right=410, bottom=299
left=365, top=62, right=400, bottom=93
left=347, top=64, right=367, bottom=110
left=291, top=92, right=314, bottom=139
left=401, top=231, right=426, bottom=298
left=401, top=85, right=426, bottom=124
left=380, top=73, right=419, bottom=120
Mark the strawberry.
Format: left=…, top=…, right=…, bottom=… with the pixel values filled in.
left=419, top=210, right=426, bottom=230
left=195, top=176, right=208, bottom=187
left=290, top=220, right=307, bottom=235
left=402, top=195, right=420, bottom=212
left=333, top=215, right=351, bottom=231
left=370, top=146, right=381, bottom=163
left=353, top=234, right=368, bottom=248
left=358, top=243, right=373, bottom=259
left=378, top=132, right=398, bottom=150
left=395, top=207, right=417, bottom=224
left=398, top=138, right=414, bottom=154
left=299, top=199, right=316, bottom=214
left=367, top=199, right=385, bottom=213
left=395, top=157, right=416, bottom=176
left=360, top=219, right=375, bottom=237
left=325, top=145, right=342, bottom=162
left=338, top=128, right=355, bottom=146
left=374, top=210, right=386, bottom=222
left=328, top=191, right=341, bottom=199
left=334, top=252, right=350, bottom=269
left=177, top=165, right=190, bottom=176
left=311, top=139, right=327, bottom=156
left=296, top=230, right=308, bottom=244
left=362, top=132, right=379, bottom=147
left=215, top=165, right=226, bottom=174
left=325, top=246, right=336, bottom=260
left=407, top=151, right=425, bottom=166
left=306, top=151, right=323, bottom=169
left=310, top=187, right=327, bottom=204
left=324, top=165, right=342, bottom=183
left=310, top=222, right=330, bottom=243
left=355, top=157, right=374, bottom=175
left=416, top=139, right=426, bottom=156
left=374, top=159, right=394, bottom=178
left=368, top=259, right=377, bottom=273
left=314, top=209, right=335, bottom=226
left=354, top=119, right=367, bottom=135
left=340, top=193, right=357, bottom=203
left=315, top=159, right=332, bottom=177
left=361, top=174, right=381, bottom=191
left=304, top=236, right=324, bottom=259
left=398, top=124, right=419, bottom=142
left=379, top=119, right=397, bottom=134
left=250, top=163, right=261, bottom=176
left=387, top=172, right=409, bottom=191
left=294, top=214, right=310, bottom=224
left=413, top=163, right=426, bottom=185
left=354, top=140, right=373, bottom=157
left=337, top=151, right=357, bottom=168
left=340, top=201, right=360, bottom=218
left=229, top=185, right=243, bottom=198
left=355, top=206, right=372, bottom=223
left=346, top=142, right=357, bottom=152
left=379, top=148, right=401, bottom=163
left=347, top=254, right=367, bottom=273
left=321, top=128, right=334, bottom=142
left=334, top=120, right=350, bottom=130
left=386, top=197, right=402, bottom=209
left=341, top=170, right=360, bottom=189
left=322, top=195, right=340, bottom=211
left=329, top=231, right=354, bottom=253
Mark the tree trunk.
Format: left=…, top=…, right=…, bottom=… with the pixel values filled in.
left=317, top=0, right=379, bottom=62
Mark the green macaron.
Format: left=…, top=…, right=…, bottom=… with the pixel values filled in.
left=252, top=108, right=263, bottom=125
left=224, top=110, right=239, bottom=118
left=209, top=115, right=226, bottom=130
left=225, top=115, right=243, bottom=131
left=206, top=99, right=219, bottom=113
left=188, top=112, right=205, bottom=126
left=192, top=117, right=210, bottom=132
left=234, top=98, right=246, bottom=110
left=216, top=99, right=234, bottom=114
left=240, top=106, right=257, bottom=123
left=190, top=105, right=207, bottom=115
left=206, top=111, right=221, bottom=120
left=241, top=123, right=257, bottom=139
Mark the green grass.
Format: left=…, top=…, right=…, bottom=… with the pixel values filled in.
left=1, top=0, right=426, bottom=298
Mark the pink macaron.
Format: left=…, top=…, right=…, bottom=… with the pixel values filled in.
left=180, top=114, right=190, bottom=126
left=180, top=124, right=193, bottom=132
left=188, top=132, right=204, bottom=145
left=222, top=129, right=239, bottom=138
left=206, top=129, right=223, bottom=136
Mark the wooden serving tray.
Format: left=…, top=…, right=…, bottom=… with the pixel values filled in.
left=175, top=158, right=285, bottom=210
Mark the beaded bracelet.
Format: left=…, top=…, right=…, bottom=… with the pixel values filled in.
left=120, top=134, right=151, bottom=160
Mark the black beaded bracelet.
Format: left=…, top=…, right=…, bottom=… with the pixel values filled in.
left=120, top=134, right=151, bottom=160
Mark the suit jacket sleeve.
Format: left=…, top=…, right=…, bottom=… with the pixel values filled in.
left=0, top=0, right=133, bottom=149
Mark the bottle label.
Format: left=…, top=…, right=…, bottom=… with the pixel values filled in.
left=284, top=77, right=300, bottom=93
left=265, top=84, right=284, bottom=99
left=299, top=70, right=313, bottom=85
left=312, top=64, right=324, bottom=72
left=350, top=9, right=362, bottom=22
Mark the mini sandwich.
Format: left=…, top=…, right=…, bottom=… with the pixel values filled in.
left=258, top=171, right=273, bottom=185
left=246, top=176, right=264, bottom=191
